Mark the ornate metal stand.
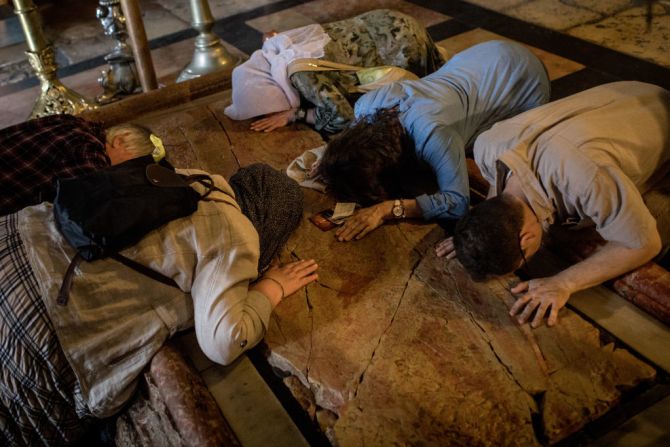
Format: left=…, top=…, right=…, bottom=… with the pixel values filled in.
left=13, top=0, right=95, bottom=118
left=96, top=0, right=139, bottom=104
left=177, top=0, right=240, bottom=83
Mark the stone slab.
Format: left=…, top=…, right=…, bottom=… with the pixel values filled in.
left=246, top=9, right=316, bottom=34
left=437, top=28, right=584, bottom=81
left=131, top=92, right=661, bottom=445
left=201, top=356, right=309, bottom=447
left=592, top=394, right=670, bottom=446
left=505, top=0, right=601, bottom=31
left=526, top=250, right=670, bottom=374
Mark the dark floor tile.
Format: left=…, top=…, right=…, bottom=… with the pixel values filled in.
left=549, top=68, right=620, bottom=101
left=427, top=19, right=474, bottom=43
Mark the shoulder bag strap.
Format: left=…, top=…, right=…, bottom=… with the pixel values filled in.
left=287, top=58, right=365, bottom=77
left=57, top=252, right=181, bottom=306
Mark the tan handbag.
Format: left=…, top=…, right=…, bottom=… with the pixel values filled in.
left=287, top=58, right=418, bottom=93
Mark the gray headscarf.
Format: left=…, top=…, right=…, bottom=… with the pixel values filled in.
left=229, top=163, right=303, bottom=272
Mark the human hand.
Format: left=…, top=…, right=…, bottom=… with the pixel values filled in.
left=509, top=277, right=572, bottom=328
left=308, top=160, right=320, bottom=178
left=335, top=204, right=386, bottom=242
left=253, top=259, right=319, bottom=307
left=250, top=110, right=296, bottom=132
left=435, top=237, right=456, bottom=260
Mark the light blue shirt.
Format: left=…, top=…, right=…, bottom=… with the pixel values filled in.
left=354, top=40, right=550, bottom=220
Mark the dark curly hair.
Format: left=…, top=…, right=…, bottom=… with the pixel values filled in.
left=316, top=109, right=416, bottom=206
left=454, top=195, right=525, bottom=281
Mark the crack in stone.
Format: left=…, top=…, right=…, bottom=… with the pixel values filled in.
left=396, top=225, right=424, bottom=259
left=316, top=281, right=338, bottom=292
left=353, top=254, right=423, bottom=398
left=446, top=263, right=546, bottom=443
left=530, top=391, right=548, bottom=445
left=288, top=248, right=315, bottom=383
left=207, top=106, right=241, bottom=169
left=177, top=126, right=200, bottom=165
left=304, top=284, right=315, bottom=384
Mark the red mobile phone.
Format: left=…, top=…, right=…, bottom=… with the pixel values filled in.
left=309, top=209, right=338, bottom=231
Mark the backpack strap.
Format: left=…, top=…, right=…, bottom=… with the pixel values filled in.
left=185, top=174, right=227, bottom=199
left=57, top=253, right=83, bottom=305
left=108, top=253, right=181, bottom=289
left=57, top=252, right=181, bottom=306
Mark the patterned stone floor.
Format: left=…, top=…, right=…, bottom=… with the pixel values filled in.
left=0, top=0, right=669, bottom=127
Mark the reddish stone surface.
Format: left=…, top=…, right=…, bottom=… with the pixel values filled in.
left=614, top=263, right=670, bottom=325
left=136, top=96, right=658, bottom=446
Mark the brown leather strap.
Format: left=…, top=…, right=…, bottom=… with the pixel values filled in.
left=109, top=253, right=181, bottom=289
left=57, top=253, right=83, bottom=306
left=184, top=174, right=227, bottom=199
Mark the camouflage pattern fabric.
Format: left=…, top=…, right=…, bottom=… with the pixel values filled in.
left=290, top=9, right=444, bottom=134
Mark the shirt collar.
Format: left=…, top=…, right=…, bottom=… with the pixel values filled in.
left=495, top=147, right=555, bottom=228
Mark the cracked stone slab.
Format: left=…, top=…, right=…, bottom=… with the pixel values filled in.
left=327, top=250, right=656, bottom=445
left=135, top=93, right=657, bottom=445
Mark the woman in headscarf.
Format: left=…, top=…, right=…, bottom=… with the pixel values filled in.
left=224, top=9, right=445, bottom=134
left=0, top=157, right=315, bottom=445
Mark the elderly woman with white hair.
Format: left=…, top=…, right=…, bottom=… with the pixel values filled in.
left=0, top=113, right=157, bottom=216
left=225, top=9, right=445, bottom=134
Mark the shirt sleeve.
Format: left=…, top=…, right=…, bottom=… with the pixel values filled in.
left=415, top=128, right=470, bottom=220
left=189, top=209, right=273, bottom=366
left=290, top=71, right=354, bottom=133
left=575, top=166, right=659, bottom=249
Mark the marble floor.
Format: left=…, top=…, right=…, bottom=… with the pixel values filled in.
left=0, top=0, right=669, bottom=127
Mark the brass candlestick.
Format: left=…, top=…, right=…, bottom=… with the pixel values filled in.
left=13, top=0, right=95, bottom=118
left=96, top=0, right=139, bottom=104
left=177, top=0, right=240, bottom=83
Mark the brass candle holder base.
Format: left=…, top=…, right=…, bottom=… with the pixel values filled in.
left=177, top=0, right=240, bottom=83
left=14, top=0, right=95, bottom=118
left=27, top=47, right=94, bottom=118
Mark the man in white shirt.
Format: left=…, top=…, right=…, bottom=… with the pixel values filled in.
left=437, top=82, right=670, bottom=328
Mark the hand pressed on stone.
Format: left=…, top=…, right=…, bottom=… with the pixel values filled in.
left=250, top=110, right=296, bottom=132
left=252, top=259, right=319, bottom=307
left=435, top=237, right=457, bottom=260
left=336, top=205, right=385, bottom=242
left=509, top=277, right=572, bottom=328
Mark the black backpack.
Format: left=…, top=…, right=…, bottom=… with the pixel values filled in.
left=54, top=155, right=220, bottom=305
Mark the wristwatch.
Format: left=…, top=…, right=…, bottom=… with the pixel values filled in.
left=392, top=199, right=406, bottom=219
left=295, top=108, right=307, bottom=121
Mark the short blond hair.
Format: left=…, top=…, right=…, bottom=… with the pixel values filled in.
left=105, top=123, right=155, bottom=159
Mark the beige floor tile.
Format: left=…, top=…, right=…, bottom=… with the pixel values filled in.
left=246, top=9, right=316, bottom=33
left=506, top=0, right=601, bottom=31
left=568, top=4, right=670, bottom=67
left=561, top=0, right=637, bottom=16
left=142, top=3, right=191, bottom=40
left=438, top=28, right=584, bottom=81
left=202, top=356, right=309, bottom=447
left=592, top=395, right=670, bottom=446
left=153, top=0, right=279, bottom=23
left=294, top=0, right=450, bottom=28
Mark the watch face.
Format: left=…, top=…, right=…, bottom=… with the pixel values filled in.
left=393, top=205, right=402, bottom=217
